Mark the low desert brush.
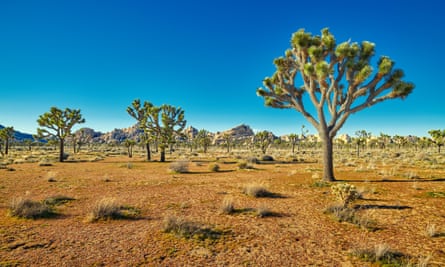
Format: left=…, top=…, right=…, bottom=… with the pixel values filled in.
left=208, top=163, right=220, bottom=172
left=220, top=197, right=235, bottom=214
left=242, top=184, right=272, bottom=198
left=9, top=197, right=54, bottom=219
left=86, top=198, right=138, bottom=222
left=162, top=215, right=223, bottom=241
left=350, top=243, right=409, bottom=265
left=169, top=160, right=189, bottom=173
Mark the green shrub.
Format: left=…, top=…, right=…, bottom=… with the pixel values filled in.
left=162, top=215, right=223, bottom=241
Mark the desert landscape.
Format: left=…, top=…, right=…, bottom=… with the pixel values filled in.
left=1, top=140, right=444, bottom=266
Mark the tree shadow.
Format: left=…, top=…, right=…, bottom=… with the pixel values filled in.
left=338, top=178, right=445, bottom=183
left=354, top=204, right=412, bottom=210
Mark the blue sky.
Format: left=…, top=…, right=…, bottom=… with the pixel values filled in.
left=0, top=0, right=443, bottom=137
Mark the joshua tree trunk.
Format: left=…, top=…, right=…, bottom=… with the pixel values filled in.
left=160, top=146, right=166, bottom=162
left=320, top=132, right=335, bottom=182
left=59, top=139, right=65, bottom=162
left=146, top=143, right=151, bottom=161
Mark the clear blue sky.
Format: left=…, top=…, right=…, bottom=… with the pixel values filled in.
left=0, top=0, right=443, bottom=137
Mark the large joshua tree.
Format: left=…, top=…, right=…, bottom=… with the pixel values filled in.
left=127, top=99, right=155, bottom=160
left=37, top=107, right=85, bottom=162
left=257, top=28, right=414, bottom=181
left=0, top=126, right=15, bottom=155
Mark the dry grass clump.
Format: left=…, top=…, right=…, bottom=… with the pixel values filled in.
left=86, top=198, right=139, bottom=222
left=242, top=184, right=273, bottom=198
left=208, top=163, right=220, bottom=172
left=324, top=206, right=378, bottom=231
left=237, top=161, right=254, bottom=170
left=169, top=160, right=189, bottom=173
left=256, top=204, right=274, bottom=218
left=162, top=215, right=224, bottom=241
left=424, top=223, right=441, bottom=238
left=9, top=197, right=54, bottom=219
left=220, top=197, right=235, bottom=214
left=43, top=195, right=75, bottom=206
left=350, top=243, right=409, bottom=266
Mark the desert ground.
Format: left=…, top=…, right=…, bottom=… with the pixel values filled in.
left=0, top=147, right=444, bottom=266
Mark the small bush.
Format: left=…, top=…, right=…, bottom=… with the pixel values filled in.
left=237, top=161, right=254, bottom=170
left=325, top=206, right=378, bottom=231
left=9, top=198, right=54, bottom=219
left=86, top=198, right=138, bottom=222
left=162, top=215, right=223, bottom=241
left=425, top=223, right=438, bottom=237
left=331, top=183, right=359, bottom=207
left=243, top=184, right=272, bottom=198
left=208, top=163, right=220, bottom=172
left=246, top=157, right=259, bottom=164
left=169, top=160, right=189, bottom=173
left=256, top=204, right=273, bottom=218
left=220, top=197, right=235, bottom=214
left=350, top=244, right=409, bottom=265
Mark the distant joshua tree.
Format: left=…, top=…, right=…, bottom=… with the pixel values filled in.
left=127, top=99, right=186, bottom=162
left=257, top=28, right=414, bottom=181
left=428, top=129, right=445, bottom=153
left=254, top=130, right=273, bottom=154
left=124, top=139, right=136, bottom=158
left=127, top=99, right=154, bottom=160
left=222, top=133, right=233, bottom=153
left=195, top=129, right=212, bottom=153
left=0, top=126, right=14, bottom=155
left=354, top=130, right=371, bottom=157
left=37, top=107, right=85, bottom=162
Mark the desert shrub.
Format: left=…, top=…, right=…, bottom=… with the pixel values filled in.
left=220, top=197, right=235, bottom=214
left=87, top=198, right=138, bottom=222
left=9, top=198, right=54, bottom=219
left=350, top=244, right=409, bottom=265
left=169, top=160, right=189, bottom=173
left=246, top=157, right=259, bottom=164
left=237, top=161, right=254, bottom=170
left=243, top=184, right=273, bottom=198
left=324, top=206, right=378, bottom=231
left=331, top=183, right=359, bottom=208
left=162, top=215, right=223, bottom=241
left=261, top=155, right=274, bottom=161
left=256, top=204, right=273, bottom=218
left=208, top=163, right=220, bottom=172
left=425, top=223, right=438, bottom=237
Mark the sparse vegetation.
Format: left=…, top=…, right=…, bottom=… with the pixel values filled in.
left=331, top=183, right=359, bottom=208
left=86, top=198, right=139, bottom=222
left=350, top=244, right=409, bottom=266
left=9, top=197, right=55, bottom=219
left=169, top=160, right=189, bottom=173
left=242, top=184, right=273, bottom=198
left=162, top=215, right=224, bottom=241
left=208, top=163, right=220, bottom=172
left=220, top=196, right=235, bottom=214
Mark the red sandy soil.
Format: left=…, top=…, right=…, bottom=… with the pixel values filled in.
left=0, top=154, right=444, bottom=266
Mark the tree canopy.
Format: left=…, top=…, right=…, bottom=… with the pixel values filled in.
left=37, top=107, right=85, bottom=162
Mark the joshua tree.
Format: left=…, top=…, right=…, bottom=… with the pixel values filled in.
left=37, top=107, right=85, bottom=162
left=127, top=99, right=154, bottom=160
left=354, top=130, right=371, bottom=157
left=257, top=28, right=414, bottom=181
left=195, top=129, right=212, bottom=153
left=428, top=129, right=445, bottom=153
left=288, top=133, right=299, bottom=154
left=254, top=130, right=273, bottom=154
left=72, top=128, right=93, bottom=153
left=221, top=133, right=233, bottom=153
left=128, top=100, right=186, bottom=162
left=124, top=139, right=136, bottom=158
left=0, top=126, right=14, bottom=155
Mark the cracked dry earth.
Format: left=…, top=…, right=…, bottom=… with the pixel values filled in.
left=0, top=155, right=444, bottom=266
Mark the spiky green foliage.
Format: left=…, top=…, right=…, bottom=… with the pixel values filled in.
left=127, top=99, right=186, bottom=162
left=0, top=126, right=14, bottom=155
left=428, top=129, right=445, bottom=153
left=36, top=107, right=85, bottom=162
left=257, top=28, right=414, bottom=181
left=254, top=130, right=273, bottom=154
left=195, top=129, right=212, bottom=153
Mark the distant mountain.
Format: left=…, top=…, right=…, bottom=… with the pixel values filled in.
left=0, top=125, right=34, bottom=141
